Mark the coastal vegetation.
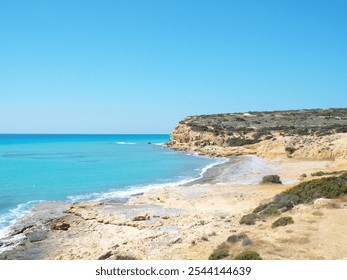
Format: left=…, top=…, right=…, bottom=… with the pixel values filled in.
left=261, top=175, right=282, bottom=184
left=227, top=233, right=249, bottom=243
left=176, top=108, right=347, bottom=148
left=311, top=170, right=347, bottom=177
left=240, top=172, right=347, bottom=225
left=272, top=217, right=294, bottom=228
left=239, top=213, right=258, bottom=225
left=209, top=248, right=230, bottom=260
left=234, top=251, right=262, bottom=260
left=168, top=108, right=347, bottom=161
left=115, top=255, right=137, bottom=260
left=210, top=237, right=260, bottom=260
left=285, top=147, right=296, bottom=155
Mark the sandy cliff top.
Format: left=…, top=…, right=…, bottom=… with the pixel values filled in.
left=167, top=108, right=347, bottom=159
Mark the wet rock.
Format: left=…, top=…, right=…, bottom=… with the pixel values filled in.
left=9, top=202, right=69, bottom=236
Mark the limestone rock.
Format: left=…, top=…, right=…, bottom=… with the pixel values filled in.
left=26, top=231, right=47, bottom=243
left=313, top=198, right=341, bottom=209
left=51, top=222, right=70, bottom=231
left=132, top=214, right=149, bottom=221
left=166, top=109, right=347, bottom=160
left=98, top=251, right=113, bottom=260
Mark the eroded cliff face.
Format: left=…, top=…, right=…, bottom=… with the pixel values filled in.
left=167, top=109, right=347, bottom=159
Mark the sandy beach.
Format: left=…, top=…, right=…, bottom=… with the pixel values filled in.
left=1, top=155, right=347, bottom=260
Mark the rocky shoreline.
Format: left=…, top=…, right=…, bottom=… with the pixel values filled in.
left=1, top=108, right=347, bottom=260
left=1, top=156, right=347, bottom=260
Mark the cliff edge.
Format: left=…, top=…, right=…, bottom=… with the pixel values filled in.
left=167, top=108, right=347, bottom=159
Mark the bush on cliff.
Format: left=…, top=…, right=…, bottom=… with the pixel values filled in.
left=241, top=173, right=347, bottom=225
left=239, top=213, right=258, bottom=225
left=209, top=248, right=229, bottom=260
left=281, top=173, right=347, bottom=204
left=285, top=146, right=296, bottom=155
left=226, top=138, right=260, bottom=147
left=272, top=216, right=294, bottom=228
left=234, top=251, right=262, bottom=260
left=227, top=233, right=248, bottom=243
left=261, top=175, right=282, bottom=184
left=311, top=170, right=347, bottom=177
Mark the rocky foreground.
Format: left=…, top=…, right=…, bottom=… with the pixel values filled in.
left=1, top=108, right=347, bottom=260
left=167, top=108, right=347, bottom=159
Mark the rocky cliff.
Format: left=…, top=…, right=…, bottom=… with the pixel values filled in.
left=167, top=108, right=347, bottom=159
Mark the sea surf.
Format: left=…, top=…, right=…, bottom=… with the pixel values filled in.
left=0, top=134, right=225, bottom=238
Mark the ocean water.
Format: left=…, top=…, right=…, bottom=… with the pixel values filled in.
left=0, top=134, right=224, bottom=237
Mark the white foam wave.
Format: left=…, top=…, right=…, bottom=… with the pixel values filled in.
left=0, top=200, right=44, bottom=239
left=198, top=158, right=229, bottom=177
left=116, top=142, right=136, bottom=145
left=0, top=233, right=25, bottom=254
left=68, top=179, right=191, bottom=202
left=152, top=142, right=164, bottom=146
left=68, top=158, right=228, bottom=203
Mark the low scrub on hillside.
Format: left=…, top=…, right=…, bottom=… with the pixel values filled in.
left=234, top=251, right=262, bottom=260
left=240, top=173, right=347, bottom=225
left=272, top=217, right=294, bottom=228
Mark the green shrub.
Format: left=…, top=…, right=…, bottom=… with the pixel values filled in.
left=281, top=173, right=347, bottom=204
left=311, top=170, right=347, bottom=177
left=242, top=238, right=253, bottom=246
left=261, top=175, right=282, bottom=184
left=285, top=147, right=296, bottom=155
left=272, top=216, right=294, bottom=228
left=311, top=171, right=326, bottom=176
left=262, top=206, right=279, bottom=215
left=209, top=248, right=229, bottom=260
left=240, top=213, right=258, bottom=225
left=226, top=138, right=260, bottom=147
left=216, top=242, right=229, bottom=250
left=249, top=173, right=347, bottom=221
left=115, top=255, right=137, bottom=260
left=234, top=251, right=262, bottom=260
left=273, top=193, right=298, bottom=209
left=227, top=233, right=248, bottom=243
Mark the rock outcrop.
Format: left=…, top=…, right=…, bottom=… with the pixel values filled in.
left=166, top=108, right=347, bottom=159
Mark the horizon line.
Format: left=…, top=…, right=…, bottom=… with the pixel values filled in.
left=0, top=133, right=170, bottom=135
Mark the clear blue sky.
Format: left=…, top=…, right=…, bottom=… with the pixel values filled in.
left=1, top=0, right=346, bottom=133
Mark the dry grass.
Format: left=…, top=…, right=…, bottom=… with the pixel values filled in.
left=277, top=236, right=310, bottom=245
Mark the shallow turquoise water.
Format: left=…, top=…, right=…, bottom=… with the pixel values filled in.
left=0, top=134, right=221, bottom=234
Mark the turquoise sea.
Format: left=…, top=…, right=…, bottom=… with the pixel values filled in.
left=0, top=134, right=224, bottom=237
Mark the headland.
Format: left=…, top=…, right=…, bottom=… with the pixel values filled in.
left=1, top=108, right=347, bottom=260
